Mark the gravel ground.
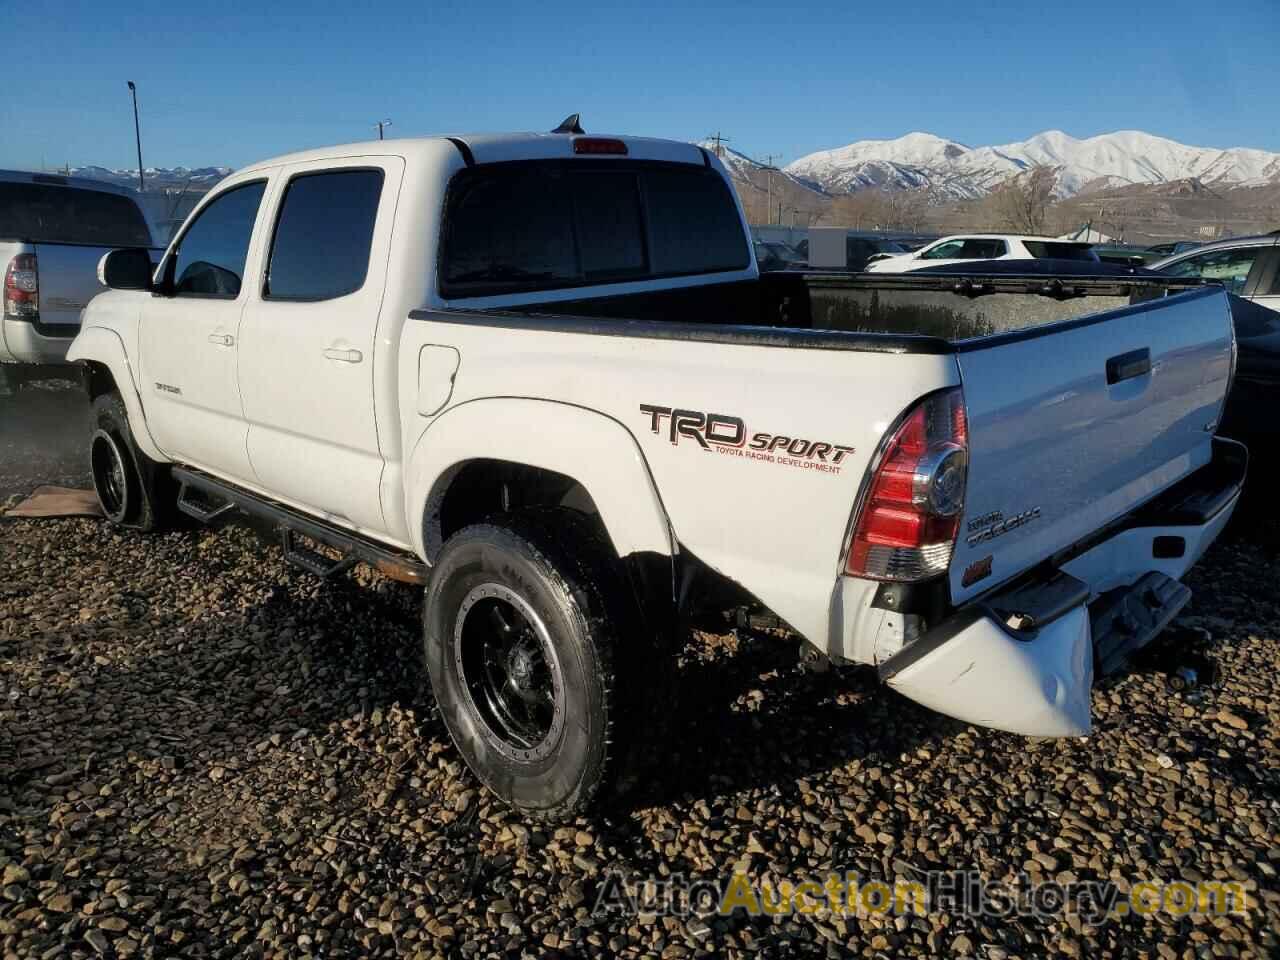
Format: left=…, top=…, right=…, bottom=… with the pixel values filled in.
left=2, top=385, right=1279, bottom=959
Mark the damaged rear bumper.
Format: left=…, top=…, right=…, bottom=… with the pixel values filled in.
left=877, top=438, right=1246, bottom=737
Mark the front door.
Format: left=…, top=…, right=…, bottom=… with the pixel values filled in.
left=138, top=179, right=271, bottom=481
left=236, top=159, right=400, bottom=536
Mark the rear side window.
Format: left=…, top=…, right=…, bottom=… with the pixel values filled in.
left=0, top=182, right=151, bottom=247
left=958, top=239, right=1006, bottom=259
left=441, top=161, right=749, bottom=298
left=1023, top=241, right=1096, bottom=261
left=266, top=169, right=384, bottom=300
left=171, top=181, right=266, bottom=298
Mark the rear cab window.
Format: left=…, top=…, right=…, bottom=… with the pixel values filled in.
left=440, top=161, right=749, bottom=299
left=0, top=181, right=151, bottom=247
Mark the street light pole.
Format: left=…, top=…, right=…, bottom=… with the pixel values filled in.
left=126, top=81, right=144, bottom=192
left=375, top=119, right=392, bottom=140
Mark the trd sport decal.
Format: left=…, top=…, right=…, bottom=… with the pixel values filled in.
left=640, top=404, right=854, bottom=475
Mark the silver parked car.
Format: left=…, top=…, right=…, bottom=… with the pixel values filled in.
left=1151, top=231, right=1280, bottom=312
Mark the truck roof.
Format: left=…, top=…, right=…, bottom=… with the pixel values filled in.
left=0, top=168, right=142, bottom=196
left=237, top=133, right=709, bottom=174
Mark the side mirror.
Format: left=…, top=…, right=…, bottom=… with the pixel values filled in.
left=97, top=248, right=155, bottom=291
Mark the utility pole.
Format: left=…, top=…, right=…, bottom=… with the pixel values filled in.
left=706, top=132, right=730, bottom=158
left=375, top=119, right=393, bottom=140
left=126, top=81, right=144, bottom=192
left=761, top=153, right=780, bottom=227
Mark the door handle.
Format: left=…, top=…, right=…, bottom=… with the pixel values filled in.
left=207, top=333, right=234, bottom=347
left=1106, top=348, right=1151, bottom=385
left=323, top=348, right=363, bottom=364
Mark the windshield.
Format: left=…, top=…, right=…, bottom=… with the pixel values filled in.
left=0, top=182, right=151, bottom=246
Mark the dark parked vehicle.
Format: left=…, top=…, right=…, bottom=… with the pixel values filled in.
left=1147, top=240, right=1201, bottom=257
left=1091, top=244, right=1163, bottom=267
left=753, top=239, right=806, bottom=272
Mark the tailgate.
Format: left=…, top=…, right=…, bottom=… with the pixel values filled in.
left=33, top=243, right=110, bottom=331
left=949, top=286, right=1234, bottom=604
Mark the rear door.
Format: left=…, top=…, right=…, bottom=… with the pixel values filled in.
left=948, top=287, right=1234, bottom=605
left=236, top=158, right=401, bottom=536
left=139, top=178, right=270, bottom=480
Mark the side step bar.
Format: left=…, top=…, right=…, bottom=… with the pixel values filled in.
left=173, top=467, right=428, bottom=586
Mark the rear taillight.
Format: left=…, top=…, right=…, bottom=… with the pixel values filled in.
left=845, top=388, right=968, bottom=581
left=4, top=253, right=38, bottom=319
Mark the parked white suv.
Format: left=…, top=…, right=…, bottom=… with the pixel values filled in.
left=68, top=125, right=1241, bottom=819
left=865, top=233, right=1098, bottom=273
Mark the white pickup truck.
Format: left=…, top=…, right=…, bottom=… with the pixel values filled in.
left=68, top=121, right=1244, bottom=819
left=1, top=170, right=156, bottom=396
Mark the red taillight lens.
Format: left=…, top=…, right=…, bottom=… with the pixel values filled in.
left=4, top=253, right=38, bottom=319
left=846, top=388, right=968, bottom=581
left=572, top=137, right=628, bottom=155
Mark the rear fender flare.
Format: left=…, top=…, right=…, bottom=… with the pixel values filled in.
left=66, top=327, right=166, bottom=463
left=405, top=398, right=675, bottom=562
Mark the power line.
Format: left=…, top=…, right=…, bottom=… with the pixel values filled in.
left=706, top=132, right=730, bottom=158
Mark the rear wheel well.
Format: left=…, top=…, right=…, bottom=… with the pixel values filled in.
left=427, top=460, right=606, bottom=561
left=82, top=362, right=118, bottom=402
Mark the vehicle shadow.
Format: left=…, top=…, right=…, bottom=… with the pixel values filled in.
left=614, top=619, right=962, bottom=814
left=0, top=379, right=88, bottom=501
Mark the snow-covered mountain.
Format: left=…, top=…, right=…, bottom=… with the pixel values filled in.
left=68, top=165, right=232, bottom=192
left=786, top=130, right=1280, bottom=200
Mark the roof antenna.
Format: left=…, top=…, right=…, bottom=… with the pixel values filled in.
left=552, top=113, right=584, bottom=135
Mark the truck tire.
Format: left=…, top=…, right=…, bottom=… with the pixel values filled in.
left=90, top=392, right=171, bottom=531
left=423, top=510, right=640, bottom=820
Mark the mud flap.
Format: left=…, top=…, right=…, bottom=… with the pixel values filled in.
left=882, top=605, right=1095, bottom=737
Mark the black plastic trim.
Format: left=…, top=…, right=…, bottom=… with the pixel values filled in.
left=870, top=576, right=951, bottom=623
left=877, top=606, right=985, bottom=679
left=409, top=307, right=955, bottom=354
left=447, top=137, right=475, bottom=167
left=1106, top=347, right=1151, bottom=384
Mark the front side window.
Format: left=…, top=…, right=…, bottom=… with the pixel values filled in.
left=1160, top=246, right=1260, bottom=295
left=441, top=161, right=749, bottom=298
left=170, top=182, right=266, bottom=297
left=266, top=169, right=384, bottom=300
left=920, top=240, right=965, bottom=260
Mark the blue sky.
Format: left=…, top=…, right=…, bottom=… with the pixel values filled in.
left=9, top=0, right=1278, bottom=172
